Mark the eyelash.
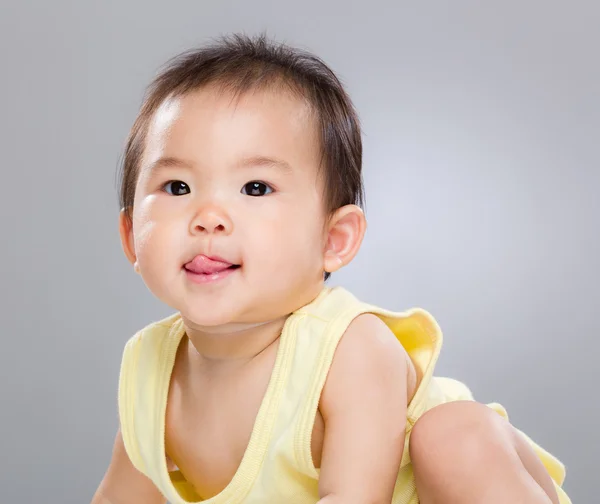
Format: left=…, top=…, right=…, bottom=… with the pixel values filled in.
left=162, top=180, right=190, bottom=196
left=161, top=180, right=275, bottom=197
left=241, top=181, right=274, bottom=197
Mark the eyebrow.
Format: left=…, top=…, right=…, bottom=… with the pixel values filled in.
left=235, top=155, right=293, bottom=173
left=146, top=155, right=293, bottom=174
left=145, top=156, right=193, bottom=174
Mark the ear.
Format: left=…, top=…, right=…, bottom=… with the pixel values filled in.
left=119, top=209, right=139, bottom=273
left=323, top=205, right=367, bottom=274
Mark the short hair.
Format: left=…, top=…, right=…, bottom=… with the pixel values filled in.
left=118, top=34, right=365, bottom=279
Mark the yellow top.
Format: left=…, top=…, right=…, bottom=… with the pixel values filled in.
left=118, top=286, right=571, bottom=503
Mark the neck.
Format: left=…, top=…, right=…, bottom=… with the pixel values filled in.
left=181, top=316, right=289, bottom=364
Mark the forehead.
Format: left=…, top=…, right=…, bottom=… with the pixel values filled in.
left=141, top=85, right=321, bottom=175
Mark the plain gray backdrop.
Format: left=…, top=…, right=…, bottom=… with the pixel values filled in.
left=1, top=1, right=597, bottom=502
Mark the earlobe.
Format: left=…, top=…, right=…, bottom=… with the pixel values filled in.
left=118, top=208, right=138, bottom=269
left=323, top=205, right=367, bottom=273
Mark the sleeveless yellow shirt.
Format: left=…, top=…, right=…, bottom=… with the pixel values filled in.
left=118, top=286, right=571, bottom=503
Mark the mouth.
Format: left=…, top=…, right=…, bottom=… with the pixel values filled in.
left=183, top=255, right=241, bottom=284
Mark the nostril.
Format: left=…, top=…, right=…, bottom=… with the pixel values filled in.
left=193, top=224, right=225, bottom=233
left=190, top=213, right=231, bottom=234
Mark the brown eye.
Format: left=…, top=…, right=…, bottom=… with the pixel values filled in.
left=241, top=181, right=273, bottom=197
left=163, top=181, right=190, bottom=196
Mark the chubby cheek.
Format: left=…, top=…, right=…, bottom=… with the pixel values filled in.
left=133, top=221, right=159, bottom=266
left=133, top=198, right=173, bottom=261
left=132, top=216, right=182, bottom=291
left=247, top=211, right=324, bottom=284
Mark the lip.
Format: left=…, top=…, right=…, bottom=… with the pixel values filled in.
left=182, top=253, right=241, bottom=284
left=184, top=265, right=239, bottom=284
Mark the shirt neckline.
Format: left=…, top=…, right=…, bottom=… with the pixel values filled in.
left=155, top=311, right=301, bottom=503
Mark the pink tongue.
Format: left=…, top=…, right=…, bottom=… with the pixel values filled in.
left=185, top=255, right=232, bottom=275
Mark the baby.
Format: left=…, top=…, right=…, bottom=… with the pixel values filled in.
left=92, top=34, right=570, bottom=504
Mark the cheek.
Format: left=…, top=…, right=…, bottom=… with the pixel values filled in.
left=131, top=197, right=155, bottom=250
left=132, top=220, right=160, bottom=267
left=246, top=206, right=324, bottom=272
left=132, top=218, right=185, bottom=300
left=133, top=194, right=182, bottom=255
left=132, top=212, right=179, bottom=269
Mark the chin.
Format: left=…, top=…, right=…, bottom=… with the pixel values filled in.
left=180, top=309, right=231, bottom=328
left=178, top=300, right=245, bottom=328
left=180, top=303, right=280, bottom=333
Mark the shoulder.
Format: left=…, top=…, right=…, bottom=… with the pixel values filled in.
left=118, top=315, right=182, bottom=470
left=339, top=312, right=405, bottom=357
left=320, top=313, right=412, bottom=414
left=119, top=313, right=183, bottom=378
left=338, top=312, right=411, bottom=370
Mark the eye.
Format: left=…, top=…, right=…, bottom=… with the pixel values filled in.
left=163, top=180, right=190, bottom=196
left=241, top=181, right=274, bottom=197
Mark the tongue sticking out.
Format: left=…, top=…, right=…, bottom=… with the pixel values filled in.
left=185, top=255, right=235, bottom=275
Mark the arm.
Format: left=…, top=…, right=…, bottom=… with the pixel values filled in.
left=91, top=428, right=166, bottom=504
left=318, top=314, right=410, bottom=504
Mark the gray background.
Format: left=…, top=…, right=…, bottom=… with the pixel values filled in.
left=1, top=1, right=597, bottom=502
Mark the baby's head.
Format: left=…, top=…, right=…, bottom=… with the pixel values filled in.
left=118, top=34, right=366, bottom=328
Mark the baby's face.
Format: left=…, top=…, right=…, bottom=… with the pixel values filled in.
left=128, top=86, right=329, bottom=327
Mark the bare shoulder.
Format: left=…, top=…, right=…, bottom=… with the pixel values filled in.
left=341, top=312, right=406, bottom=357
left=316, top=313, right=412, bottom=501
left=320, top=313, right=412, bottom=417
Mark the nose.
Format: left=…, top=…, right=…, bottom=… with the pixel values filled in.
left=190, top=204, right=233, bottom=235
